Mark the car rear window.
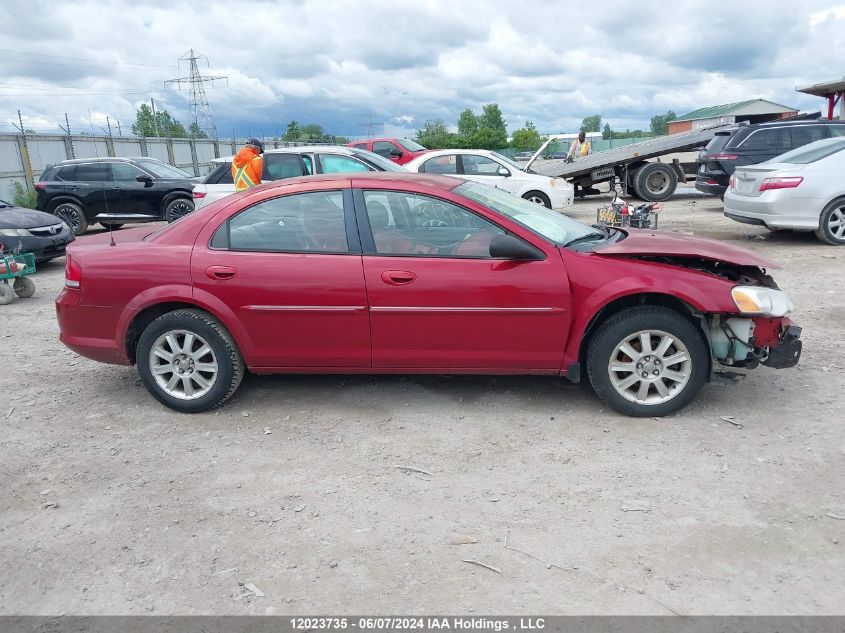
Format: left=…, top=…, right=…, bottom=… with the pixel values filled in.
left=203, top=163, right=233, bottom=184
left=704, top=131, right=733, bottom=153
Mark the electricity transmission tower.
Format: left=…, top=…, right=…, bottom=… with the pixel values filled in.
left=165, top=49, right=227, bottom=139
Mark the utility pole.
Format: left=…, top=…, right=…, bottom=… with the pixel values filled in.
left=150, top=98, right=161, bottom=137
left=165, top=49, right=227, bottom=139
left=116, top=120, right=122, bottom=137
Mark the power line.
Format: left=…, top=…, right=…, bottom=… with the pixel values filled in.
left=0, top=49, right=174, bottom=69
left=165, top=49, right=226, bottom=139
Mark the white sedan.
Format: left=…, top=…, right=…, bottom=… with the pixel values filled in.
left=405, top=149, right=573, bottom=209
left=724, top=137, right=845, bottom=245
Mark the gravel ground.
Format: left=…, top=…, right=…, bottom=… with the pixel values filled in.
left=1, top=186, right=843, bottom=615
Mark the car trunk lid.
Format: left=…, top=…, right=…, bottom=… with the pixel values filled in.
left=731, top=163, right=805, bottom=198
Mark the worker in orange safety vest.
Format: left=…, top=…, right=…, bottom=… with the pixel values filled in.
left=232, top=138, right=265, bottom=191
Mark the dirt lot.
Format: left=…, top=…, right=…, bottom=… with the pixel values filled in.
left=1, top=186, right=843, bottom=615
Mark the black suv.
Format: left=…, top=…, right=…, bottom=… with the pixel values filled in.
left=696, top=119, right=845, bottom=196
left=36, top=157, right=198, bottom=235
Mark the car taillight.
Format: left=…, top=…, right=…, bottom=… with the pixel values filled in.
left=729, top=176, right=736, bottom=189
left=34, top=182, right=46, bottom=190
left=710, top=154, right=738, bottom=160
left=759, top=177, right=803, bottom=192
left=65, top=253, right=81, bottom=289
left=193, top=191, right=206, bottom=199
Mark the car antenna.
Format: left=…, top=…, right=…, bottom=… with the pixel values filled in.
left=88, top=110, right=115, bottom=247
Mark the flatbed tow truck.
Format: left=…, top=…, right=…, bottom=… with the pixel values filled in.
left=524, top=123, right=733, bottom=201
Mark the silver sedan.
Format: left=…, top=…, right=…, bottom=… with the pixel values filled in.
left=724, top=137, right=845, bottom=245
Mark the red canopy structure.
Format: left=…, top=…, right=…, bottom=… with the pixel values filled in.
left=797, top=78, right=845, bottom=120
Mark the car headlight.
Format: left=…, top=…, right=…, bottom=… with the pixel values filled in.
left=731, top=286, right=794, bottom=317
left=0, top=228, right=31, bottom=236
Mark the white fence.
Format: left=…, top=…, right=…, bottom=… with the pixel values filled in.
left=0, top=133, right=322, bottom=202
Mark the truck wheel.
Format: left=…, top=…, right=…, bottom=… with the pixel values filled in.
left=815, top=197, right=845, bottom=245
left=52, top=202, right=88, bottom=235
left=522, top=191, right=551, bottom=208
left=13, top=277, right=35, bottom=298
left=586, top=306, right=709, bottom=417
left=0, top=283, right=16, bottom=305
left=634, top=163, right=678, bottom=202
left=164, top=197, right=194, bottom=223
left=136, top=309, right=244, bottom=413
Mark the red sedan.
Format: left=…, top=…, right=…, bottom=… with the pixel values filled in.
left=56, top=173, right=802, bottom=417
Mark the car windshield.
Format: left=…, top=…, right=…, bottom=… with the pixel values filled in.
left=397, top=138, right=426, bottom=152
left=454, top=181, right=594, bottom=244
left=136, top=159, right=193, bottom=179
left=351, top=149, right=406, bottom=172
left=772, top=139, right=845, bottom=164
left=490, top=151, right=526, bottom=172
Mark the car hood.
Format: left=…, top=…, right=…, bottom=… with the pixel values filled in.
left=596, top=228, right=780, bottom=269
left=0, top=206, right=64, bottom=229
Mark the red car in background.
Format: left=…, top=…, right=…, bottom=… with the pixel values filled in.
left=348, top=138, right=428, bottom=165
left=56, top=173, right=801, bottom=417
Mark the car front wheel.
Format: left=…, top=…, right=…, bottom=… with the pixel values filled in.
left=586, top=306, right=709, bottom=417
left=136, top=309, right=244, bottom=413
left=164, top=197, right=195, bottom=223
left=522, top=191, right=551, bottom=208
left=815, top=197, right=845, bottom=245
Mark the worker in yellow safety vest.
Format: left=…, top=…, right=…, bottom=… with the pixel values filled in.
left=232, top=138, right=265, bottom=191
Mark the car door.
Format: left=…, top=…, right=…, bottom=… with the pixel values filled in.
left=73, top=162, right=111, bottom=216
left=110, top=161, right=158, bottom=214
left=191, top=186, right=370, bottom=368
left=459, top=154, right=520, bottom=195
left=316, top=153, right=373, bottom=174
left=356, top=187, right=569, bottom=370
left=262, top=153, right=307, bottom=181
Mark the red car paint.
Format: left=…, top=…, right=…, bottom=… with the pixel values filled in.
left=347, top=138, right=428, bottom=165
left=57, top=173, right=794, bottom=379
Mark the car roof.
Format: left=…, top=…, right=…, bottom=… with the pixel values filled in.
left=749, top=118, right=845, bottom=129
left=247, top=171, right=464, bottom=192
left=211, top=145, right=365, bottom=163
left=49, top=156, right=158, bottom=165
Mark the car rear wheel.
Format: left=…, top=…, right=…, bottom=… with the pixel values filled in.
left=164, top=197, right=194, bottom=223
left=586, top=306, right=709, bottom=417
left=522, top=191, right=551, bottom=208
left=815, top=197, right=845, bottom=245
left=136, top=309, right=244, bottom=413
left=53, top=202, right=88, bottom=236
left=633, top=163, right=678, bottom=202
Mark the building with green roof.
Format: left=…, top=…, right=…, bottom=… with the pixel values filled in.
left=668, top=99, right=798, bottom=134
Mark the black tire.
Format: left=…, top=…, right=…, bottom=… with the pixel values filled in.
left=100, top=222, right=124, bottom=230
left=52, top=202, right=88, bottom=236
left=136, top=309, right=245, bottom=413
left=522, top=191, right=551, bottom=208
left=815, top=197, right=845, bottom=245
left=164, top=197, right=194, bottom=223
left=0, top=283, right=15, bottom=305
left=633, top=163, right=678, bottom=202
left=586, top=306, right=709, bottom=417
left=13, top=277, right=35, bottom=298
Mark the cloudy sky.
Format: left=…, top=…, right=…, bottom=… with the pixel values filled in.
left=1, top=0, right=844, bottom=141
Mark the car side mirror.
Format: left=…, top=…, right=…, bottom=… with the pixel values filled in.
left=489, top=234, right=543, bottom=260
left=389, top=149, right=403, bottom=158
left=136, top=174, right=153, bottom=184
left=497, top=166, right=510, bottom=177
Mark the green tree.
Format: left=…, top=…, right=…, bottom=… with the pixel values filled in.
left=602, top=122, right=612, bottom=140
left=510, top=120, right=542, bottom=150
left=415, top=119, right=456, bottom=149
left=649, top=110, right=677, bottom=136
left=188, top=122, right=208, bottom=139
left=580, top=114, right=602, bottom=133
left=457, top=109, right=479, bottom=137
left=132, top=104, right=187, bottom=138
left=301, top=123, right=325, bottom=140
left=470, top=127, right=507, bottom=150
left=282, top=120, right=301, bottom=141
left=478, top=104, right=507, bottom=137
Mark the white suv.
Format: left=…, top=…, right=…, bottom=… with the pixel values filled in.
left=192, top=145, right=405, bottom=210
left=405, top=149, right=573, bottom=209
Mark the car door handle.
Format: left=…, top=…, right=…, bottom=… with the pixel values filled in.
left=381, top=270, right=416, bottom=285
left=206, top=265, right=238, bottom=280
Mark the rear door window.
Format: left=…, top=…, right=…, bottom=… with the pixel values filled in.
left=204, top=163, right=233, bottom=184
left=353, top=143, right=368, bottom=150
left=76, top=163, right=111, bottom=181
left=830, top=126, right=845, bottom=138
left=56, top=165, right=78, bottom=181
left=733, top=128, right=791, bottom=153
left=420, top=154, right=458, bottom=174
left=318, top=154, right=372, bottom=173
left=790, top=125, right=826, bottom=148
left=263, top=154, right=305, bottom=180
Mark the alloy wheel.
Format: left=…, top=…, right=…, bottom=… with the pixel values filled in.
left=167, top=200, right=193, bottom=222
left=827, top=205, right=845, bottom=241
left=54, top=206, right=80, bottom=232
left=607, top=329, right=691, bottom=405
left=148, top=329, right=218, bottom=400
